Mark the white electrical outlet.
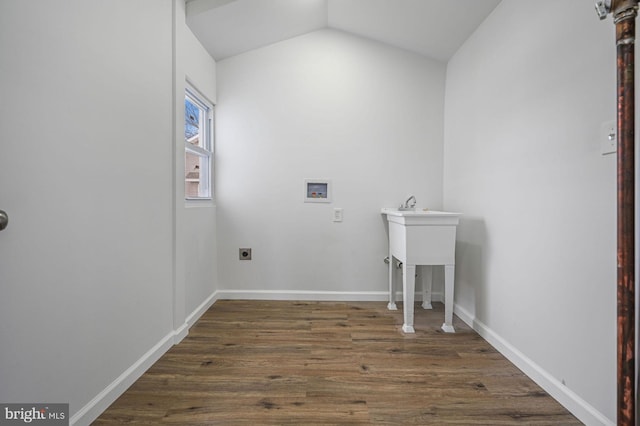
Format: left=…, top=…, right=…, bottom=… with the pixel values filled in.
left=601, top=120, right=616, bottom=155
left=333, top=208, right=343, bottom=222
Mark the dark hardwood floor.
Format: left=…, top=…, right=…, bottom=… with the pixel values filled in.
left=94, top=300, right=582, bottom=425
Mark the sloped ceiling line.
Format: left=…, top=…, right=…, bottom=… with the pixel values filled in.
left=186, top=0, right=501, bottom=62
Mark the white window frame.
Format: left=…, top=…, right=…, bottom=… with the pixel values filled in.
left=184, top=83, right=214, bottom=201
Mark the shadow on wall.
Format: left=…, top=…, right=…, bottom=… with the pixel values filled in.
left=454, top=216, right=488, bottom=323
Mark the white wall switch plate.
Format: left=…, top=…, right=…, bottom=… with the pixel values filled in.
left=601, top=120, right=616, bottom=155
left=333, top=208, right=343, bottom=222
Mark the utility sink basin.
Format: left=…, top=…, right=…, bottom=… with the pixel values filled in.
left=381, top=207, right=461, bottom=333
left=382, top=207, right=459, bottom=219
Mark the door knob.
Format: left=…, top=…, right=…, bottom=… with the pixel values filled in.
left=0, top=210, right=8, bottom=231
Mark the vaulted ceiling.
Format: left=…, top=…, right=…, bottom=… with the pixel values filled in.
left=186, top=0, right=501, bottom=62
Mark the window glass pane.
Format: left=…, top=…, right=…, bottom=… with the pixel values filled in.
left=185, top=150, right=208, bottom=198
left=185, top=96, right=203, bottom=148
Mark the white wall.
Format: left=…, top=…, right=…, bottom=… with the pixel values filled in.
left=174, top=0, right=218, bottom=331
left=0, top=1, right=217, bottom=424
left=216, top=29, right=445, bottom=298
left=444, top=1, right=617, bottom=424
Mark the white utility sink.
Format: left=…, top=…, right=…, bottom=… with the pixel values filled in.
left=381, top=207, right=461, bottom=333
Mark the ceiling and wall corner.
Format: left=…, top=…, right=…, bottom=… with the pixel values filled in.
left=186, top=0, right=502, bottom=62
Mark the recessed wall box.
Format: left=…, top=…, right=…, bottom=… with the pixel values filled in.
left=304, top=179, right=331, bottom=203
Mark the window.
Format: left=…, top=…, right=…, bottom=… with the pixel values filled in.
left=184, top=84, right=213, bottom=200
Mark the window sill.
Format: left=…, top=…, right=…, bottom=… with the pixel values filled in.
left=185, top=198, right=215, bottom=208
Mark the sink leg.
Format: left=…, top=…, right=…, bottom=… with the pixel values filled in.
left=402, top=263, right=416, bottom=333
left=421, top=265, right=433, bottom=309
left=441, top=264, right=455, bottom=333
left=387, top=255, right=397, bottom=310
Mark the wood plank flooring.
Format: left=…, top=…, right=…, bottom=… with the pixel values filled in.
left=94, top=300, right=582, bottom=425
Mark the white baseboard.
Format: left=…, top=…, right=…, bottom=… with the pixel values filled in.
left=215, top=289, right=443, bottom=302
left=72, top=291, right=219, bottom=426
left=70, top=332, right=175, bottom=426
left=454, top=304, right=614, bottom=426
left=216, top=289, right=389, bottom=301
left=79, top=291, right=609, bottom=426
left=173, top=322, right=189, bottom=345
left=186, top=291, right=219, bottom=328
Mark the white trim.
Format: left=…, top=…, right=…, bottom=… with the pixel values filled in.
left=185, top=142, right=210, bottom=157
left=73, top=292, right=219, bottom=425
left=185, top=79, right=215, bottom=111
left=215, top=289, right=443, bottom=303
left=174, top=291, right=218, bottom=344
left=70, top=332, right=175, bottom=426
left=186, top=291, right=219, bottom=328
left=173, top=322, right=189, bottom=345
left=453, top=304, right=614, bottom=426
left=76, top=292, right=611, bottom=426
left=217, top=289, right=386, bottom=301
left=184, top=81, right=214, bottom=200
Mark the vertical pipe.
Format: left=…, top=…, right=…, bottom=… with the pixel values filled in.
left=612, top=1, right=637, bottom=424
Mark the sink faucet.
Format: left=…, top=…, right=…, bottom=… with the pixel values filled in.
left=402, top=195, right=416, bottom=209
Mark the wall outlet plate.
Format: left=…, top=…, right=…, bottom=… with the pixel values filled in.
left=239, top=248, right=252, bottom=260
left=600, top=120, right=616, bottom=155
left=333, top=208, right=343, bottom=222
